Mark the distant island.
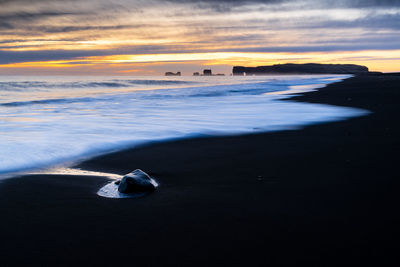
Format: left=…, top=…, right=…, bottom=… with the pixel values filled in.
left=232, top=63, right=375, bottom=76
left=165, top=69, right=225, bottom=76
left=193, top=69, right=225, bottom=76
left=165, top=71, right=181, bottom=76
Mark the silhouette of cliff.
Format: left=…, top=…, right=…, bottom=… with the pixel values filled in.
left=233, top=63, right=370, bottom=75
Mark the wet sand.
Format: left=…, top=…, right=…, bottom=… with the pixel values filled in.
left=0, top=74, right=399, bottom=266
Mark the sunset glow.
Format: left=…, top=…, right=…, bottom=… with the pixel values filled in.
left=1, top=0, right=399, bottom=75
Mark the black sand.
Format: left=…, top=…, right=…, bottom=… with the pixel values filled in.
left=0, top=74, right=399, bottom=266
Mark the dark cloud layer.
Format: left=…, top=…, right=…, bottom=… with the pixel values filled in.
left=1, top=0, right=398, bottom=31
left=167, top=0, right=400, bottom=7
left=1, top=0, right=399, bottom=9
left=0, top=50, right=102, bottom=64
left=0, top=12, right=80, bottom=29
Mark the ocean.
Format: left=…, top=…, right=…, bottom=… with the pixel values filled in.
left=0, top=75, right=368, bottom=176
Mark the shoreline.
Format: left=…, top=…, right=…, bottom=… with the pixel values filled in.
left=0, top=73, right=399, bottom=266
left=0, top=74, right=357, bottom=179
left=74, top=74, right=364, bottom=175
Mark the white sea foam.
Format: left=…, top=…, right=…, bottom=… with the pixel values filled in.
left=0, top=75, right=369, bottom=177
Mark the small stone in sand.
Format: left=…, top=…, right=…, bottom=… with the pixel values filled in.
left=118, top=169, right=156, bottom=194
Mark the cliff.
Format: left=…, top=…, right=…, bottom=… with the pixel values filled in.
left=233, top=63, right=370, bottom=75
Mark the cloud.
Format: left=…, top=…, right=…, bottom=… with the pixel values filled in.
left=0, top=50, right=101, bottom=64
left=0, top=44, right=188, bottom=64
left=0, top=11, right=81, bottom=29
left=2, top=37, right=400, bottom=65
left=167, top=0, right=399, bottom=7
left=26, top=25, right=134, bottom=33
left=0, top=0, right=399, bottom=72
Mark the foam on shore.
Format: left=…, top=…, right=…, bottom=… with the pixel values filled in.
left=0, top=75, right=369, bottom=177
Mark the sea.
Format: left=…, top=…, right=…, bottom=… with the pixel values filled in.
left=0, top=75, right=369, bottom=177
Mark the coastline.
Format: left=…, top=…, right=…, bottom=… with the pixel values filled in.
left=0, top=74, right=399, bottom=266
left=0, top=74, right=357, bottom=176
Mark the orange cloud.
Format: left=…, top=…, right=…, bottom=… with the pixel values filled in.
left=0, top=50, right=399, bottom=74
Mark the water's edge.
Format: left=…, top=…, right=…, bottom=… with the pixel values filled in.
left=0, top=75, right=369, bottom=180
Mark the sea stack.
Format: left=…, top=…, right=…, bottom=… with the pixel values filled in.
left=203, top=69, right=212, bottom=76
left=165, top=71, right=181, bottom=76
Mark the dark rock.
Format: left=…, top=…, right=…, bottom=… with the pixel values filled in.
left=203, top=69, right=212, bottom=76
left=114, top=180, right=121, bottom=185
left=232, top=63, right=371, bottom=76
left=118, top=169, right=156, bottom=194
left=165, top=72, right=181, bottom=76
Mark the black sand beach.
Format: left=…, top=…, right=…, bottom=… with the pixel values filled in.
left=0, top=74, right=399, bottom=266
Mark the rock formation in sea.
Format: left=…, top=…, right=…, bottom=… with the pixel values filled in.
left=203, top=69, right=212, bottom=76
left=192, top=69, right=225, bottom=76
left=165, top=72, right=181, bottom=76
left=232, top=63, right=371, bottom=75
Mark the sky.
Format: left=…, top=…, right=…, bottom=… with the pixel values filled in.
left=0, top=0, right=399, bottom=75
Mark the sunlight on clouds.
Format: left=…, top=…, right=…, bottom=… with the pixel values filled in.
left=0, top=0, right=399, bottom=74
left=1, top=50, right=399, bottom=74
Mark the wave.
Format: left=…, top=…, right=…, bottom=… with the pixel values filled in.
left=121, top=79, right=196, bottom=85
left=0, top=81, right=288, bottom=107
left=0, top=79, right=196, bottom=92
left=0, top=74, right=368, bottom=176
left=1, top=97, right=96, bottom=107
